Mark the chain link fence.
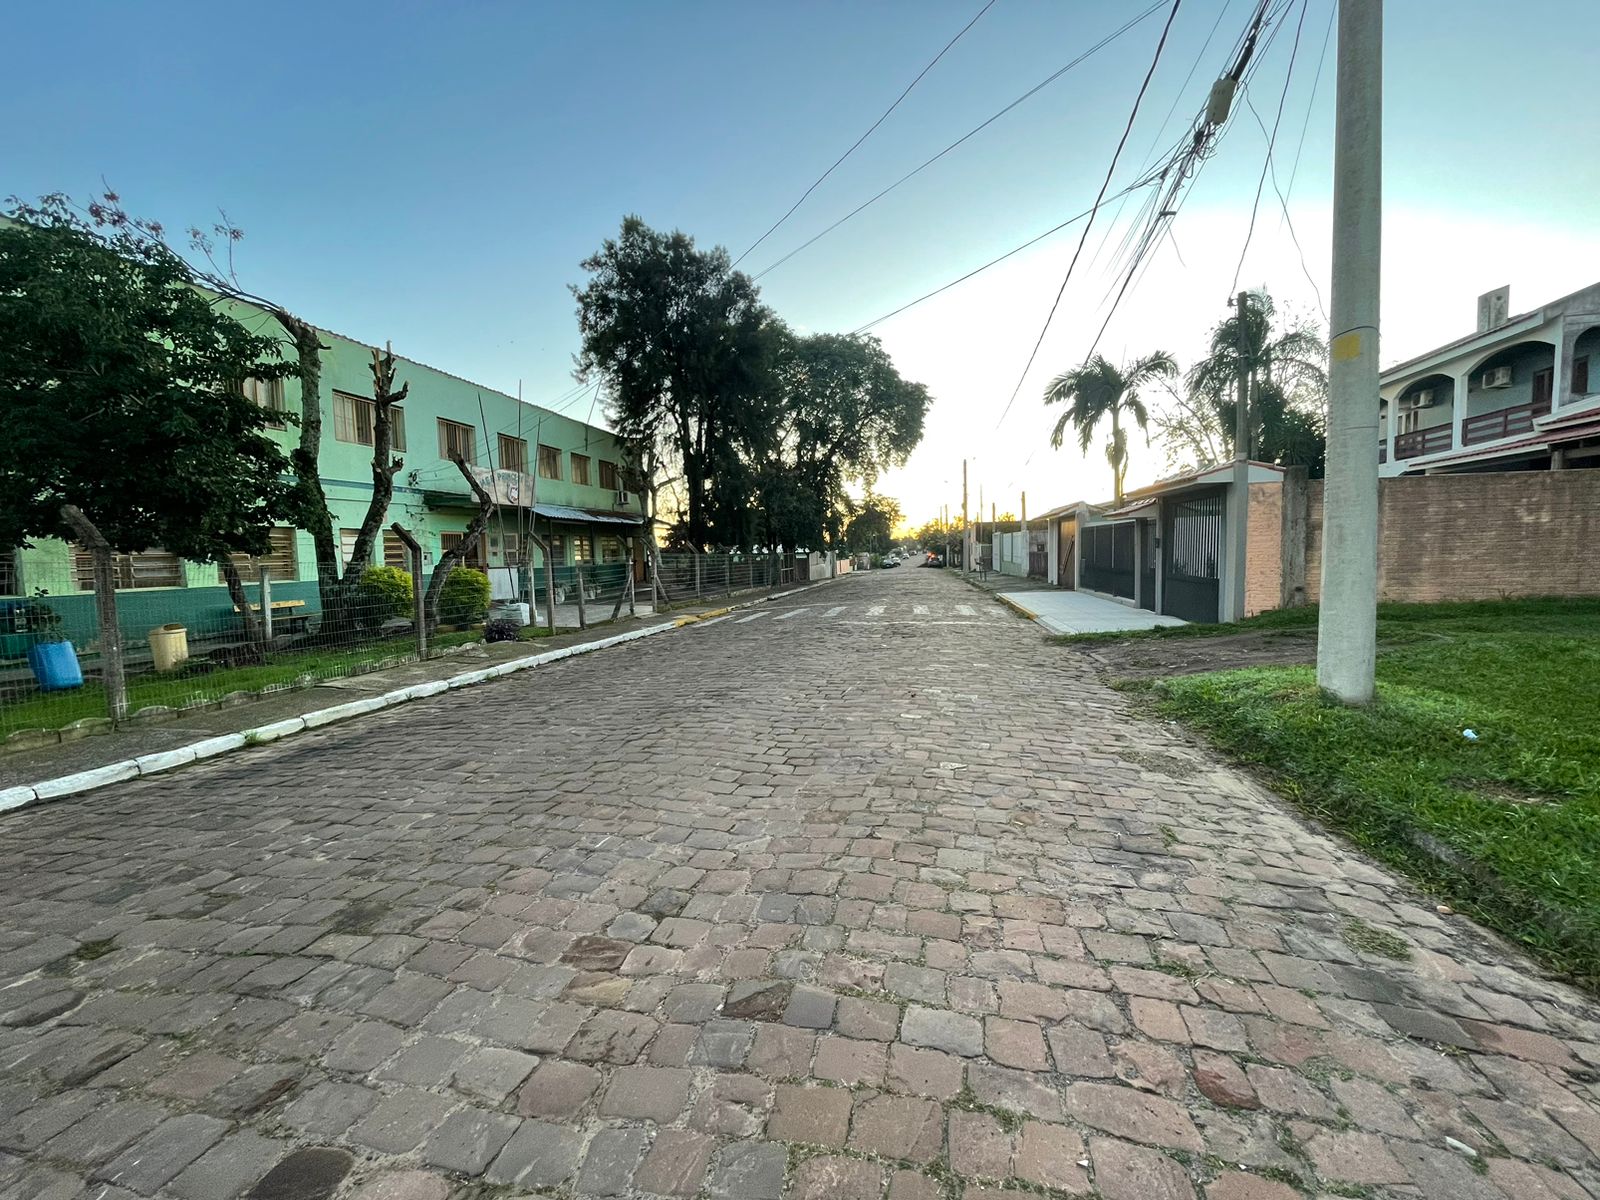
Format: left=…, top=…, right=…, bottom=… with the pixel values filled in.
left=3, top=548, right=838, bottom=744
left=0, top=559, right=498, bottom=742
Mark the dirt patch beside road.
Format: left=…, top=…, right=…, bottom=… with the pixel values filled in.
left=1071, top=628, right=1319, bottom=679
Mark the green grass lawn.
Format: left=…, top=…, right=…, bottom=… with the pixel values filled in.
left=1, top=630, right=485, bottom=736
left=1137, top=598, right=1600, bottom=985
left=1054, top=595, right=1600, bottom=644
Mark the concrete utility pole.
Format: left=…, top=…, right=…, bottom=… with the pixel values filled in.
left=961, top=460, right=970, bottom=572
left=1227, top=291, right=1252, bottom=623
left=1317, top=0, right=1382, bottom=704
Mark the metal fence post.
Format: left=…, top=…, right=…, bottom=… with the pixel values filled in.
left=59, top=505, right=126, bottom=723
left=575, top=563, right=588, bottom=629
left=389, top=523, right=426, bottom=661
left=258, top=566, right=273, bottom=641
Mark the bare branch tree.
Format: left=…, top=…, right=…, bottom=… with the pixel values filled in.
left=423, top=454, right=495, bottom=630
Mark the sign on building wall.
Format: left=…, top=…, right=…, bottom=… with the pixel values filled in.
left=467, top=466, right=534, bottom=507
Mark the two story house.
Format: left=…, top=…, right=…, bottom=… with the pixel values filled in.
left=1379, top=282, right=1600, bottom=476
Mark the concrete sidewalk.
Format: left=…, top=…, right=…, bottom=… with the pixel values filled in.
left=998, top=587, right=1186, bottom=635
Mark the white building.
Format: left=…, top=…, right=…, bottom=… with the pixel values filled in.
left=1380, top=283, right=1600, bottom=476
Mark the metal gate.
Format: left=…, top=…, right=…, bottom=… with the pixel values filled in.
left=1161, top=488, right=1224, bottom=623
left=1139, top=523, right=1156, bottom=611
left=1080, top=523, right=1135, bottom=599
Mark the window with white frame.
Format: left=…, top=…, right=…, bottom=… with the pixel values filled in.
left=335, top=392, right=407, bottom=450
left=439, top=419, right=476, bottom=464
left=239, top=376, right=286, bottom=427
left=537, top=444, right=562, bottom=480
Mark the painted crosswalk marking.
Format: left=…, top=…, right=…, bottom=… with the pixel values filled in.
left=702, top=601, right=1006, bottom=629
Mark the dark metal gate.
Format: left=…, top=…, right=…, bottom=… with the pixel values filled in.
left=1161, top=488, right=1224, bottom=623
left=1080, top=523, right=1135, bottom=599
left=1139, top=523, right=1156, bottom=611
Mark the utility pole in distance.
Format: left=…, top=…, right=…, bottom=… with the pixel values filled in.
left=1317, top=0, right=1382, bottom=704
left=961, top=460, right=969, bottom=573
left=1227, top=291, right=1252, bottom=623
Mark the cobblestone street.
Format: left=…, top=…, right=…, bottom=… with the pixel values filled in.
left=2, top=566, right=1598, bottom=1200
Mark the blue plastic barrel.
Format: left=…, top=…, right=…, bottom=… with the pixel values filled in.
left=28, top=641, right=84, bottom=691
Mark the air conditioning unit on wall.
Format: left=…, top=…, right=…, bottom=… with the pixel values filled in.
left=1406, top=388, right=1436, bottom=408
left=615, top=489, right=631, bottom=506
left=1481, top=366, right=1513, bottom=389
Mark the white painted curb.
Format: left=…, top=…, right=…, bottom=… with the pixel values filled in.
left=0, top=621, right=679, bottom=817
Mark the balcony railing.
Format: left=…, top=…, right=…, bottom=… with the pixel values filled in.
left=1393, top=426, right=1454, bottom=460
left=1463, top=398, right=1550, bottom=446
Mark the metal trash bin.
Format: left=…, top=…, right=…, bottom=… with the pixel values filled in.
left=148, top=623, right=189, bottom=672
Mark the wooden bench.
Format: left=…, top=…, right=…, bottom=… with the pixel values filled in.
left=234, top=598, right=309, bottom=634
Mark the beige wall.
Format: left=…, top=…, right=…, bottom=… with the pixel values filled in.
left=1245, top=481, right=1283, bottom=616
left=1302, top=471, right=1600, bottom=604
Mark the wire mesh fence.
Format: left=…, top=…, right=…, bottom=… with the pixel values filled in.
left=1, top=549, right=839, bottom=742
left=0, top=559, right=498, bottom=741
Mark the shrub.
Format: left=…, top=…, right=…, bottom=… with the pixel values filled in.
left=484, top=619, right=521, bottom=643
left=357, top=565, right=413, bottom=629
left=439, top=567, right=491, bottom=625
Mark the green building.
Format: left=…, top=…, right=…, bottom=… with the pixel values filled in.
left=1, top=299, right=645, bottom=651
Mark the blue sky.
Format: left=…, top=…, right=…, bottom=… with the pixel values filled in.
left=11, top=0, right=1600, bottom=519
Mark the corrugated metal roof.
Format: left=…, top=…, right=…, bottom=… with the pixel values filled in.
left=534, top=503, right=642, bottom=526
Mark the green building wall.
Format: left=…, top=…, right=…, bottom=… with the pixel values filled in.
left=3, top=300, right=643, bottom=655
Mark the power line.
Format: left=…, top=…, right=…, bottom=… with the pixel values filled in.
left=1282, top=0, right=1336, bottom=204
left=750, top=1, right=1168, bottom=282
left=1247, top=94, right=1327, bottom=322
left=994, top=0, right=1184, bottom=431
left=1068, top=0, right=1297, bottom=383
left=732, top=0, right=996, bottom=268
left=1228, top=0, right=1308, bottom=297
left=849, top=176, right=1153, bottom=335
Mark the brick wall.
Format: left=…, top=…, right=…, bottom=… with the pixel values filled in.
left=1245, top=481, right=1283, bottom=616
left=1302, top=471, right=1600, bottom=604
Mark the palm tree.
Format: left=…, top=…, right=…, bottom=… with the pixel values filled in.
left=1185, top=292, right=1328, bottom=474
left=1044, top=351, right=1177, bottom=505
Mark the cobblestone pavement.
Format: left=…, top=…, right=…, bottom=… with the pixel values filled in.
left=3, top=567, right=1599, bottom=1200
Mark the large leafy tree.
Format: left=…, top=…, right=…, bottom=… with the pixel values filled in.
left=0, top=197, right=298, bottom=635
left=573, top=217, right=782, bottom=550
left=1181, top=292, right=1328, bottom=476
left=844, top=494, right=904, bottom=555
left=1043, top=351, right=1177, bottom=505
left=760, top=333, right=929, bottom=550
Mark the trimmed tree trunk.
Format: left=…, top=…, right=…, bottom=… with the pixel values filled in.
left=343, top=343, right=407, bottom=577
left=275, top=312, right=341, bottom=610
left=220, top=560, right=263, bottom=646
left=423, top=454, right=495, bottom=631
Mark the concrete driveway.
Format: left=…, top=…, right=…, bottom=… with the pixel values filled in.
left=999, top=588, right=1186, bottom=635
